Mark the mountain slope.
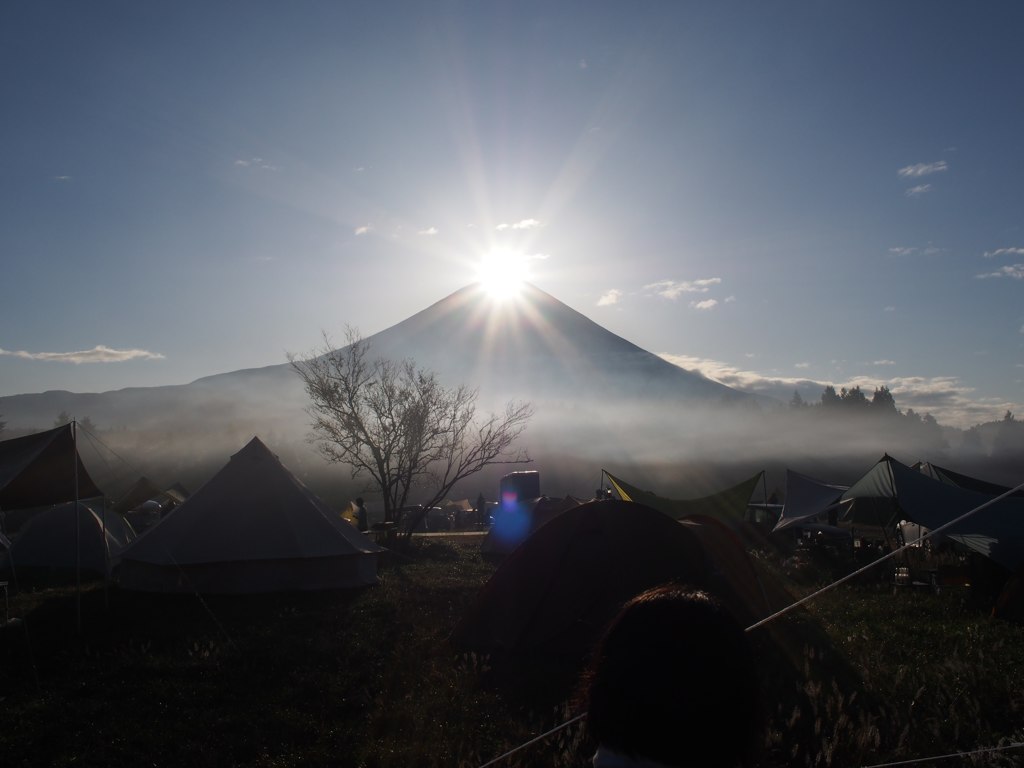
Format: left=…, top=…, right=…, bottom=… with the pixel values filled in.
left=0, top=283, right=757, bottom=432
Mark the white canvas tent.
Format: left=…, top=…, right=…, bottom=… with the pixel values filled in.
left=117, top=437, right=384, bottom=593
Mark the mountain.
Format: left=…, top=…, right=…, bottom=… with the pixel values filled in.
left=0, top=283, right=760, bottom=436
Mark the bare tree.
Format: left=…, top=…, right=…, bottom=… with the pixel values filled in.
left=289, top=328, right=533, bottom=537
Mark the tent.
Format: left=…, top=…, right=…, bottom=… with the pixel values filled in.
left=111, top=476, right=162, bottom=514
left=917, top=462, right=1024, bottom=499
left=842, top=455, right=1024, bottom=573
left=480, top=495, right=583, bottom=557
left=604, top=469, right=763, bottom=523
left=3, top=501, right=135, bottom=582
left=0, top=425, right=104, bottom=531
left=452, top=499, right=780, bottom=657
left=117, top=437, right=384, bottom=593
left=772, top=470, right=849, bottom=533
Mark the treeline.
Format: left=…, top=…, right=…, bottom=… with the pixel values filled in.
left=787, top=384, right=1024, bottom=461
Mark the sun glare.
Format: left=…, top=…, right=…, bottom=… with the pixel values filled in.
left=475, top=248, right=529, bottom=301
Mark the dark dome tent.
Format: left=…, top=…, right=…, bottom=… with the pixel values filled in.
left=3, top=501, right=135, bottom=584
left=452, top=499, right=778, bottom=659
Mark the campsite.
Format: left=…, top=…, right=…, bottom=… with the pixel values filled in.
left=3, top=425, right=1024, bottom=767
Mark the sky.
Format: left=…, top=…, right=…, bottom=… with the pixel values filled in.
left=2, top=1, right=1023, bottom=430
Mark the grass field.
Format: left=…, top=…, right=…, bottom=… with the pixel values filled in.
left=2, top=535, right=1024, bottom=768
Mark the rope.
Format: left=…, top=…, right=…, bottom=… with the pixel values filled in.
left=745, top=476, right=1024, bottom=632
left=477, top=713, right=586, bottom=768
left=476, top=475, right=1024, bottom=768
left=859, top=741, right=1024, bottom=767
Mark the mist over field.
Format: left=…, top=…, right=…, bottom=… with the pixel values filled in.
left=3, top=284, right=1022, bottom=506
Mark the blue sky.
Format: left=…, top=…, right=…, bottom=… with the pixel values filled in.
left=2, top=1, right=1022, bottom=429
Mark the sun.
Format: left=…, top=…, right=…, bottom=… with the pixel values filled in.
left=475, top=248, right=530, bottom=301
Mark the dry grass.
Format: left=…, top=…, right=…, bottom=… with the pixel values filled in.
left=2, top=536, right=1023, bottom=767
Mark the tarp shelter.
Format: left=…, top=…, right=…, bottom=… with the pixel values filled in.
left=0, top=425, right=104, bottom=529
left=842, top=455, right=1024, bottom=573
left=452, top=499, right=780, bottom=658
left=480, top=495, right=583, bottom=557
left=117, top=437, right=384, bottom=593
left=604, top=469, right=764, bottom=523
left=917, top=462, right=1024, bottom=499
left=3, top=501, right=135, bottom=581
left=772, top=470, right=849, bottom=533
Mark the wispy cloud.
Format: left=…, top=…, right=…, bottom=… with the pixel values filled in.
left=890, top=245, right=942, bottom=256
left=905, top=184, right=932, bottom=197
left=418, top=226, right=439, bottom=236
left=496, top=218, right=541, bottom=231
left=645, top=278, right=721, bottom=299
left=234, top=157, right=278, bottom=171
left=597, top=289, right=623, bottom=306
left=976, top=264, right=1024, bottom=280
left=53, top=175, right=72, bottom=182
left=690, top=299, right=718, bottom=310
left=872, top=360, right=896, bottom=366
left=884, top=306, right=896, bottom=312
left=898, top=160, right=948, bottom=178
left=354, top=225, right=372, bottom=236
left=0, top=345, right=165, bottom=364
left=984, top=247, right=1024, bottom=259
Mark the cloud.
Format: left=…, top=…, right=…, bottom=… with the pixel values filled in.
left=579, top=58, right=589, bottom=70
left=905, top=184, right=932, bottom=197
left=418, top=227, right=439, bottom=236
left=872, top=360, right=896, bottom=366
left=0, top=345, right=165, bottom=364
left=496, top=219, right=541, bottom=231
left=53, top=175, right=72, bottom=182
left=884, top=306, right=896, bottom=312
left=645, top=278, right=721, bottom=299
left=976, top=264, right=1024, bottom=280
left=354, top=225, right=372, bottom=236
left=657, top=353, right=1015, bottom=429
left=690, top=299, right=718, bottom=310
left=597, top=289, right=623, bottom=306
left=889, top=247, right=917, bottom=256
left=898, top=161, right=948, bottom=178
left=984, top=247, right=1024, bottom=259
left=234, top=157, right=277, bottom=171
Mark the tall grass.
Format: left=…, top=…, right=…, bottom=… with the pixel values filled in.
left=2, top=537, right=1023, bottom=767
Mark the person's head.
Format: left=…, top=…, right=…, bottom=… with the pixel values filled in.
left=355, top=497, right=364, bottom=507
left=584, top=584, right=760, bottom=768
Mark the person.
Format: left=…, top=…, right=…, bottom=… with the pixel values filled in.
left=582, top=584, right=761, bottom=768
left=354, top=497, right=368, bottom=532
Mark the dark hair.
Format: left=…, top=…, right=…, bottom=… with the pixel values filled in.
left=355, top=498, right=364, bottom=505
left=584, top=585, right=760, bottom=768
